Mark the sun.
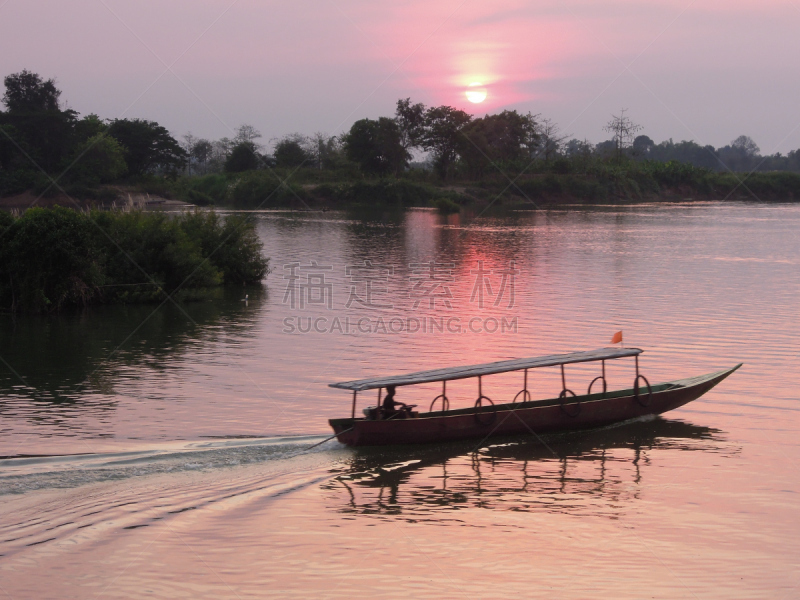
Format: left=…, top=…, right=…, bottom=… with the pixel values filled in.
left=465, top=82, right=487, bottom=103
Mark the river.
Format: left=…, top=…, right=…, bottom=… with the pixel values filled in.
left=1, top=202, right=798, bottom=598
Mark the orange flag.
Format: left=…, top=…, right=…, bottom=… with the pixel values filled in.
left=610, top=331, right=623, bottom=344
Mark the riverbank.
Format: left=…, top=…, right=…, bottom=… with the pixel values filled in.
left=59, top=165, right=800, bottom=213
left=4, top=162, right=800, bottom=215
left=0, top=189, right=193, bottom=212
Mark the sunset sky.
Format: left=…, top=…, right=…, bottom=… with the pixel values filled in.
left=1, top=0, right=798, bottom=153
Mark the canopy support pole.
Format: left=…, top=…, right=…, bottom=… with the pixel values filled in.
left=351, top=390, right=357, bottom=419
left=478, top=375, right=482, bottom=397
left=635, top=355, right=640, bottom=378
left=513, top=369, right=531, bottom=403
left=561, top=364, right=567, bottom=392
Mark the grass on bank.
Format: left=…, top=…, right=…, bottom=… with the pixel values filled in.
left=126, top=158, right=800, bottom=211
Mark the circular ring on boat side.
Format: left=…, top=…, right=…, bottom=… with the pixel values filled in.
left=588, top=376, right=607, bottom=397
left=634, top=375, right=653, bottom=407
left=559, top=389, right=581, bottom=417
left=474, top=396, right=496, bottom=426
left=430, top=394, right=450, bottom=412
left=513, top=389, right=532, bottom=404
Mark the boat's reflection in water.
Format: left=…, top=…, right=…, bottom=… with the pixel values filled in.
left=325, top=417, right=736, bottom=520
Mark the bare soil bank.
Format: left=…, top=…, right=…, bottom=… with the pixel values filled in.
left=0, top=190, right=192, bottom=211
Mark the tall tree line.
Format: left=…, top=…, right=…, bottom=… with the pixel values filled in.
left=3, top=69, right=800, bottom=199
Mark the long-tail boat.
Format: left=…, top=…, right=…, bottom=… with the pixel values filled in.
left=328, top=348, right=740, bottom=447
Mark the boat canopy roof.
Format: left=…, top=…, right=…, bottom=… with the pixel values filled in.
left=330, top=348, right=642, bottom=392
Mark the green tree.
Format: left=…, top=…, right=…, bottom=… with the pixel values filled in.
left=69, top=133, right=127, bottom=183
left=632, top=135, right=654, bottom=159
left=306, top=132, right=344, bottom=170
left=183, top=134, right=214, bottom=174
left=191, top=139, right=213, bottom=164
left=107, top=118, right=187, bottom=176
left=225, top=141, right=261, bottom=173
left=395, top=98, right=427, bottom=151
left=534, top=117, right=567, bottom=162
left=422, top=106, right=472, bottom=179
left=564, top=138, right=594, bottom=173
left=74, top=114, right=107, bottom=142
left=274, top=137, right=310, bottom=167
left=0, top=123, right=22, bottom=170
left=234, top=124, right=262, bottom=146
left=0, top=70, right=78, bottom=173
left=343, top=117, right=408, bottom=176
left=458, top=110, right=537, bottom=177
left=2, top=70, right=61, bottom=113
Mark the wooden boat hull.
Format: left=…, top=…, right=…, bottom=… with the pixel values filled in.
left=328, top=365, right=741, bottom=447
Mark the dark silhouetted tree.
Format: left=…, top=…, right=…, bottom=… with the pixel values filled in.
left=234, top=124, right=262, bottom=146
left=717, top=135, right=760, bottom=172
left=343, top=117, right=407, bottom=175
left=603, top=109, right=642, bottom=162
left=422, top=106, right=472, bottom=179
left=274, top=136, right=311, bottom=167
left=458, top=110, right=536, bottom=178
left=534, top=117, right=568, bottom=162
left=2, top=70, right=61, bottom=113
left=107, top=118, right=187, bottom=176
left=306, top=132, right=343, bottom=170
left=632, top=135, right=654, bottom=159
left=395, top=98, right=427, bottom=152
left=69, top=133, right=127, bottom=183
left=731, top=135, right=759, bottom=157
left=0, top=70, right=77, bottom=172
left=225, top=141, right=261, bottom=173
left=564, top=138, right=594, bottom=173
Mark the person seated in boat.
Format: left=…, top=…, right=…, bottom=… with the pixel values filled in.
left=381, top=385, right=408, bottom=417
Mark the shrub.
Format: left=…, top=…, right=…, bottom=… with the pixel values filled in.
left=92, top=210, right=221, bottom=297
left=68, top=133, right=127, bottom=184
left=515, top=176, right=563, bottom=200
left=550, top=158, right=572, bottom=174
left=178, top=173, right=230, bottom=205
left=228, top=171, right=304, bottom=208
left=433, top=197, right=461, bottom=214
left=0, top=207, right=270, bottom=312
left=0, top=169, right=39, bottom=197
left=332, top=179, right=446, bottom=206
left=179, top=211, right=269, bottom=284
left=564, top=176, right=606, bottom=200
left=0, top=206, right=104, bottom=312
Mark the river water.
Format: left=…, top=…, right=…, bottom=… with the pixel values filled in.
left=1, top=202, right=798, bottom=598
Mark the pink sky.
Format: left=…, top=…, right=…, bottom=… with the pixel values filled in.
left=1, top=0, right=799, bottom=152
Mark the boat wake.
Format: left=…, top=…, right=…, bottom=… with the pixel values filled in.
left=0, top=434, right=346, bottom=496
left=0, top=435, right=350, bottom=560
